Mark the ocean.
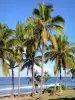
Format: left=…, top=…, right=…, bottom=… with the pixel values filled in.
left=0, top=77, right=75, bottom=96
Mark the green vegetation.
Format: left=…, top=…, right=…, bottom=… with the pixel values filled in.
left=43, top=85, right=72, bottom=94
left=0, top=2, right=75, bottom=100
left=45, top=35, right=75, bottom=94
left=32, top=3, right=65, bottom=99
left=43, top=71, right=50, bottom=89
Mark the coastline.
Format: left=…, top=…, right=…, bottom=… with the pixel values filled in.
left=0, top=77, right=74, bottom=97
left=0, top=90, right=75, bottom=100
left=0, top=83, right=59, bottom=91
left=0, top=83, right=59, bottom=97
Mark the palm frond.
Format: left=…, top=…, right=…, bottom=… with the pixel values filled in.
left=50, top=33, right=58, bottom=50
left=2, top=59, right=9, bottom=76
left=52, top=15, right=65, bottom=26
left=32, top=8, right=40, bottom=16
left=54, top=58, right=58, bottom=75
left=46, top=4, right=54, bottom=12
left=50, top=25, right=64, bottom=34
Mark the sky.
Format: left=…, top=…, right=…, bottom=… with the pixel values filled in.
left=0, top=0, right=75, bottom=77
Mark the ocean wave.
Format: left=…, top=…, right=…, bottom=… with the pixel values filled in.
left=0, top=83, right=59, bottom=91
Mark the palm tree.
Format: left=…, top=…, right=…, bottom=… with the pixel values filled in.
left=22, top=18, right=41, bottom=96
left=6, top=48, right=20, bottom=96
left=0, top=23, right=14, bottom=76
left=15, top=22, right=25, bottom=96
left=27, top=70, right=39, bottom=93
left=21, top=42, right=41, bottom=96
left=9, top=62, right=15, bottom=96
left=45, top=35, right=75, bottom=95
left=7, top=57, right=16, bottom=96
left=0, top=23, right=20, bottom=96
left=43, top=71, right=50, bottom=89
left=32, top=3, right=65, bottom=99
left=67, top=68, right=75, bottom=81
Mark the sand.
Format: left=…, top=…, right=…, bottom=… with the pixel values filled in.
left=0, top=90, right=75, bottom=100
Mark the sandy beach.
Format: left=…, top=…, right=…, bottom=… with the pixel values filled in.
left=0, top=90, right=75, bottom=100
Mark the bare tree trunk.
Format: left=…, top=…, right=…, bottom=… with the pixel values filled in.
left=46, top=82, right=47, bottom=89
left=11, top=68, right=14, bottom=96
left=40, top=42, right=44, bottom=99
left=32, top=65, right=35, bottom=96
left=18, top=66, right=20, bottom=96
left=54, top=70, right=59, bottom=93
left=31, top=53, right=35, bottom=96
left=59, top=67, right=62, bottom=95
left=65, top=68, right=67, bottom=89
left=50, top=71, right=59, bottom=96
left=35, top=85, right=37, bottom=93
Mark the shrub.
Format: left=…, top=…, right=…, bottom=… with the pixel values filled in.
left=43, top=85, right=71, bottom=93
left=43, top=87, right=54, bottom=93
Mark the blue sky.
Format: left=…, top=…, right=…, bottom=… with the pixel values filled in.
left=0, top=0, right=75, bottom=77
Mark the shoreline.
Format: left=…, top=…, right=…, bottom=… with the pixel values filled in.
left=0, top=83, right=59, bottom=91
left=0, top=90, right=75, bottom=100
left=0, top=83, right=59, bottom=97
left=0, top=84, right=74, bottom=98
left=0, top=83, right=75, bottom=97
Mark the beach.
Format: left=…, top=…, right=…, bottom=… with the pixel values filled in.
left=0, top=90, right=75, bottom=100
left=0, top=77, right=75, bottom=96
left=0, top=77, right=75, bottom=99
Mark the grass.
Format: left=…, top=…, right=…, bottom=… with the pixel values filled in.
left=0, top=90, right=75, bottom=100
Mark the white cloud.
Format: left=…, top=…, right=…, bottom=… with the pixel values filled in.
left=34, top=64, right=53, bottom=76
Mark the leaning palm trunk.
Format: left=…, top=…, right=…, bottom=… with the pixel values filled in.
left=54, top=70, right=59, bottom=93
left=11, top=68, right=14, bottom=96
left=65, top=68, right=67, bottom=89
left=50, top=70, right=59, bottom=96
left=32, top=69, right=35, bottom=96
left=32, top=53, right=35, bottom=96
left=59, top=67, right=62, bottom=95
left=40, top=42, right=44, bottom=99
left=18, top=66, right=20, bottom=96
left=46, top=82, right=47, bottom=89
left=35, top=85, right=37, bottom=93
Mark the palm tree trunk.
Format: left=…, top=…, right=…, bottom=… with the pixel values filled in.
left=46, top=82, right=47, bottom=89
left=18, top=66, right=20, bottom=96
left=32, top=65, right=35, bottom=96
left=59, top=57, right=62, bottom=95
left=59, top=67, right=62, bottom=95
left=11, top=68, right=14, bottom=96
left=31, top=53, right=35, bottom=96
left=54, top=70, right=59, bottom=93
left=40, top=42, right=44, bottom=99
left=35, top=85, right=37, bottom=93
left=65, top=68, right=67, bottom=89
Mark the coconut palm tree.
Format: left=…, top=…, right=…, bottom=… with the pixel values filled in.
left=7, top=57, right=16, bottom=96
left=22, top=18, right=41, bottom=96
left=0, top=23, right=14, bottom=76
left=27, top=70, right=39, bottom=93
left=0, top=23, right=20, bottom=96
left=32, top=3, right=65, bottom=98
left=15, top=22, right=25, bottom=96
left=43, top=71, right=50, bottom=89
left=67, top=68, right=75, bottom=81
left=8, top=61, right=15, bottom=96
left=21, top=42, right=41, bottom=96
left=45, top=35, right=75, bottom=95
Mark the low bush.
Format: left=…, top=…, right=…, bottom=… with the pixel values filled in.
left=43, top=87, right=54, bottom=93
left=43, top=85, right=71, bottom=93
